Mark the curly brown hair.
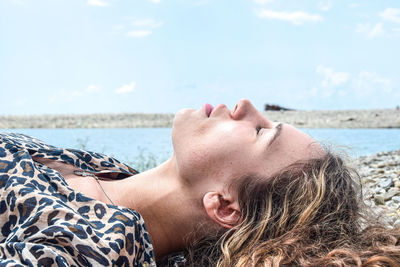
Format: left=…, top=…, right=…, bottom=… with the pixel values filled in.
left=179, top=153, right=400, bottom=267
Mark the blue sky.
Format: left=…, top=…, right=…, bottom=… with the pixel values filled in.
left=1, top=0, right=399, bottom=115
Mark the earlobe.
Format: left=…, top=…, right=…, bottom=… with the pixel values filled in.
left=203, top=192, right=241, bottom=229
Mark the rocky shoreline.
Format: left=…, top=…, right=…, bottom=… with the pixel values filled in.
left=1, top=108, right=399, bottom=128
left=353, top=149, right=400, bottom=227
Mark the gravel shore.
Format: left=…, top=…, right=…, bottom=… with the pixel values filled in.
left=353, top=149, right=400, bottom=227
left=1, top=109, right=399, bottom=128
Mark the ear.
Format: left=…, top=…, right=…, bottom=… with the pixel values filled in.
left=203, top=192, right=241, bottom=229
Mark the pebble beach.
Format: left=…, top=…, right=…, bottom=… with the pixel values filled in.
left=353, top=149, right=400, bottom=227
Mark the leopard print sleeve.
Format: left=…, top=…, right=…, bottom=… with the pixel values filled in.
left=0, top=132, right=156, bottom=267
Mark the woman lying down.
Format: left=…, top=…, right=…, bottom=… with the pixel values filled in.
left=0, top=99, right=399, bottom=266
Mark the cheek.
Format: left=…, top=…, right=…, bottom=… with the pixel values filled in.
left=173, top=119, right=254, bottom=180
left=175, top=137, right=238, bottom=180
left=175, top=144, right=219, bottom=184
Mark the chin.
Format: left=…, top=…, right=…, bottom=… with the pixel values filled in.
left=171, top=109, right=191, bottom=148
left=173, top=108, right=194, bottom=122
left=172, top=109, right=187, bottom=131
left=172, top=108, right=198, bottom=131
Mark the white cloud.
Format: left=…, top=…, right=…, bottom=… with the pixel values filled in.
left=148, top=0, right=161, bottom=3
left=115, top=82, right=136, bottom=94
left=380, top=8, right=400, bottom=24
left=125, top=30, right=152, bottom=38
left=131, top=19, right=163, bottom=28
left=356, top=22, right=385, bottom=39
left=256, top=9, right=323, bottom=25
left=313, top=66, right=351, bottom=98
left=354, top=8, right=400, bottom=39
left=88, top=0, right=108, bottom=7
left=318, top=0, right=332, bottom=12
left=253, top=0, right=274, bottom=4
left=313, top=66, right=394, bottom=102
left=316, top=65, right=351, bottom=88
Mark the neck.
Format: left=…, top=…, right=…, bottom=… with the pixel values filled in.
left=103, top=157, right=203, bottom=260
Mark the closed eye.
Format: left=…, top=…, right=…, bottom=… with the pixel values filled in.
left=256, top=125, right=262, bottom=135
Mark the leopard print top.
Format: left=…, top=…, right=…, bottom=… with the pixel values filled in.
left=0, top=133, right=156, bottom=267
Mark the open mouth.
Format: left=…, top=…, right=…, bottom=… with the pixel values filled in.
left=204, top=103, right=214, bottom=117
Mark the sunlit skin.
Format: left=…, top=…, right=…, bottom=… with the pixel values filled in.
left=172, top=99, right=323, bottom=189
left=36, top=99, right=324, bottom=260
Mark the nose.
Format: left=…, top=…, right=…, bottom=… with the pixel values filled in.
left=231, top=99, right=274, bottom=127
left=231, top=99, right=260, bottom=121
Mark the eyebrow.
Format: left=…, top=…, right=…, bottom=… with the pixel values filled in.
left=267, top=123, right=283, bottom=148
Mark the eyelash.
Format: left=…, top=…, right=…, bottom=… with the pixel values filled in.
left=256, top=126, right=262, bottom=135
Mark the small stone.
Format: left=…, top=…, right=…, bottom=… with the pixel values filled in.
left=379, top=177, right=393, bottom=190
left=386, top=201, right=397, bottom=209
left=375, top=188, right=386, bottom=195
left=395, top=181, right=400, bottom=188
left=394, top=220, right=400, bottom=228
left=391, top=196, right=400, bottom=203
left=381, top=215, right=396, bottom=226
left=377, top=169, right=385, bottom=174
left=363, top=178, right=376, bottom=184
left=374, top=195, right=385, bottom=205
left=376, top=163, right=386, bottom=168
left=384, top=188, right=400, bottom=201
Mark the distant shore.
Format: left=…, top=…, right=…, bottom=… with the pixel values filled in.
left=1, top=109, right=399, bottom=128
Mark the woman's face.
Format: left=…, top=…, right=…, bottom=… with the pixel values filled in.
left=172, top=99, right=322, bottom=187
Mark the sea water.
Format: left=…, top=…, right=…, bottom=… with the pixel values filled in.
left=1, top=128, right=399, bottom=163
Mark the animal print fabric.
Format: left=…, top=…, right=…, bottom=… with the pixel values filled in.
left=0, top=133, right=156, bottom=266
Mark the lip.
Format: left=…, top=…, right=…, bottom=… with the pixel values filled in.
left=204, top=103, right=214, bottom=117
